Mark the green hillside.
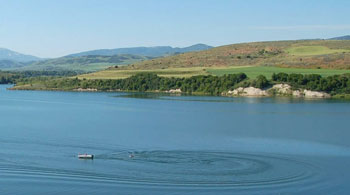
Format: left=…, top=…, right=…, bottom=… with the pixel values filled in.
left=17, top=54, right=152, bottom=72
left=285, top=46, right=349, bottom=56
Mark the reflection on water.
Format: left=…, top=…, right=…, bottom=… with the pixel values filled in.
left=1, top=85, right=350, bottom=194
left=116, top=92, right=345, bottom=104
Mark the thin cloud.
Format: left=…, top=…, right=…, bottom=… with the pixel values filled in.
left=250, top=25, right=350, bottom=30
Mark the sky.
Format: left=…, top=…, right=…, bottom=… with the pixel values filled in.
left=0, top=0, right=349, bottom=58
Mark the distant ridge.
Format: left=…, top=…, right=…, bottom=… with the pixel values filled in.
left=67, top=44, right=213, bottom=57
left=0, top=48, right=41, bottom=62
left=20, top=54, right=153, bottom=72
left=2, top=38, right=350, bottom=72
left=0, top=44, right=212, bottom=71
left=118, top=39, right=350, bottom=70
left=0, top=60, right=26, bottom=69
left=329, top=35, right=350, bottom=40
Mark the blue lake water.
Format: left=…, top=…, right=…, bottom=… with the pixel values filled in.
left=1, top=84, right=350, bottom=194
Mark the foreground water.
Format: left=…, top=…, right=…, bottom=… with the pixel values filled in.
left=1, top=85, right=350, bottom=194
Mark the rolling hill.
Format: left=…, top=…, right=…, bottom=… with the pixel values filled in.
left=79, top=39, right=350, bottom=80
left=118, top=40, right=350, bottom=70
left=329, top=35, right=350, bottom=40
left=67, top=44, right=213, bottom=57
left=0, top=60, right=27, bottom=69
left=18, top=54, right=152, bottom=72
left=0, top=44, right=212, bottom=71
left=0, top=48, right=41, bottom=62
left=2, top=40, right=350, bottom=73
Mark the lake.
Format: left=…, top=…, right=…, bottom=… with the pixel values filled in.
left=1, top=84, right=350, bottom=194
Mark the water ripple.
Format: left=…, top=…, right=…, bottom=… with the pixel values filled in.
left=0, top=151, right=317, bottom=187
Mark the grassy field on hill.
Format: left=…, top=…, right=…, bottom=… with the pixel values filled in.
left=208, top=66, right=350, bottom=78
left=78, top=67, right=209, bottom=79
left=78, top=66, right=350, bottom=80
left=285, top=46, right=349, bottom=56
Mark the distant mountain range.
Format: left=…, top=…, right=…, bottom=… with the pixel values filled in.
left=1, top=36, right=350, bottom=72
left=329, top=35, right=350, bottom=40
left=67, top=44, right=213, bottom=57
left=0, top=60, right=26, bottom=69
left=0, top=44, right=213, bottom=71
left=0, top=48, right=41, bottom=62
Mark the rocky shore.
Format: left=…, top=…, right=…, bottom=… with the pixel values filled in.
left=73, top=88, right=98, bottom=92
left=9, top=84, right=331, bottom=98
left=165, top=88, right=182, bottom=93
left=222, top=84, right=331, bottom=98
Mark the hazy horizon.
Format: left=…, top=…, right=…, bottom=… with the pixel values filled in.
left=1, top=0, right=349, bottom=58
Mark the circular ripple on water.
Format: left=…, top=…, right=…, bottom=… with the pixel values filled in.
left=96, top=150, right=317, bottom=186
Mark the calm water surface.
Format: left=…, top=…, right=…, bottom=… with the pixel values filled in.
left=1, top=84, right=350, bottom=194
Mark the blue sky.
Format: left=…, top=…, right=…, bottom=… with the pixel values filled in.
left=0, top=0, right=349, bottom=58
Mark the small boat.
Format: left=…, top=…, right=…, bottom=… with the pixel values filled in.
left=78, top=154, right=94, bottom=159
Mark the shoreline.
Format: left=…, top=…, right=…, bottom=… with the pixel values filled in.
left=7, top=72, right=350, bottom=100
left=8, top=84, right=349, bottom=99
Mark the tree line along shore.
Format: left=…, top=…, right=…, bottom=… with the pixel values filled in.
left=3, top=70, right=350, bottom=99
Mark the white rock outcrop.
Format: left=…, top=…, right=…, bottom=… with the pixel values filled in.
left=292, top=90, right=303, bottom=97
left=74, top=88, right=98, bottom=92
left=223, top=84, right=331, bottom=98
left=303, top=90, right=331, bottom=98
left=271, top=84, right=292, bottom=94
left=166, top=88, right=182, bottom=93
left=270, top=84, right=331, bottom=98
left=226, top=87, right=268, bottom=96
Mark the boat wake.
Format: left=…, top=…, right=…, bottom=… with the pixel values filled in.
left=0, top=150, right=319, bottom=188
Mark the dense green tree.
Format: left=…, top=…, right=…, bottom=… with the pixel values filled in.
left=250, top=75, right=269, bottom=89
